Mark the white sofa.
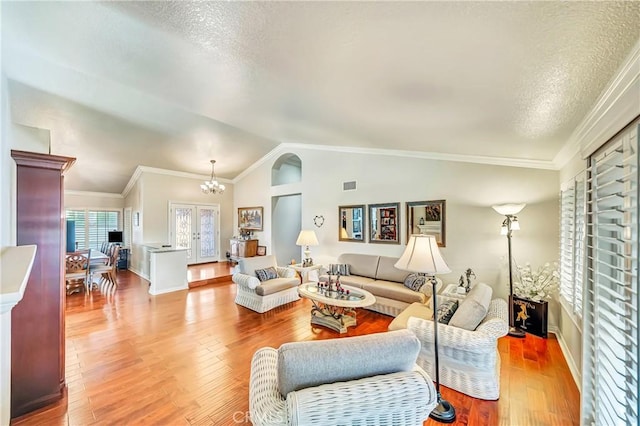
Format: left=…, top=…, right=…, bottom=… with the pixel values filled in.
left=249, top=329, right=437, bottom=425
left=389, top=282, right=509, bottom=400
left=232, top=255, right=300, bottom=313
left=319, top=253, right=442, bottom=317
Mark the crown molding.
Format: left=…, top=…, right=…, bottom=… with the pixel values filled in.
left=121, top=165, right=232, bottom=197
left=289, top=142, right=554, bottom=169
left=121, top=165, right=144, bottom=198
left=65, top=190, right=123, bottom=199
left=554, top=38, right=640, bottom=168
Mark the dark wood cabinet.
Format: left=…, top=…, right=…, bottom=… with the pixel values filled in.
left=230, top=239, right=258, bottom=262
left=11, top=150, right=75, bottom=419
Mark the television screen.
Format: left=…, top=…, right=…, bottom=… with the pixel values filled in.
left=108, top=231, right=123, bottom=243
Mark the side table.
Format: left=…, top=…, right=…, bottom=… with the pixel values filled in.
left=441, top=283, right=469, bottom=300
left=289, top=264, right=323, bottom=284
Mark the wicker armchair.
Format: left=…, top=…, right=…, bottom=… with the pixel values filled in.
left=404, top=297, right=508, bottom=400
left=232, top=255, right=300, bottom=313
left=249, top=330, right=438, bottom=426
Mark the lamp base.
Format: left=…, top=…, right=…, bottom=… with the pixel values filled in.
left=508, top=326, right=526, bottom=338
left=429, top=398, right=456, bottom=423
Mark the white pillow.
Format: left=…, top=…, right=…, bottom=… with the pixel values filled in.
left=448, top=282, right=492, bottom=331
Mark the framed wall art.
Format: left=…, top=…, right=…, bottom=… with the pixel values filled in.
left=406, top=200, right=446, bottom=246
left=338, top=205, right=365, bottom=242
left=368, top=202, right=400, bottom=244
left=238, top=206, right=264, bottom=231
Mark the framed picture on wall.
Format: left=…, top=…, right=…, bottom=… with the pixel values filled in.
left=368, top=202, right=400, bottom=244
left=406, top=200, right=446, bottom=247
left=238, top=206, right=264, bottom=231
left=256, top=245, right=266, bottom=256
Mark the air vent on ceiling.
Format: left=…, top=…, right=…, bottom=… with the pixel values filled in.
left=343, top=181, right=357, bottom=191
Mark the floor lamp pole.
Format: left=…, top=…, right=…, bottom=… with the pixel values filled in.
left=506, top=217, right=525, bottom=338
left=429, top=277, right=456, bottom=423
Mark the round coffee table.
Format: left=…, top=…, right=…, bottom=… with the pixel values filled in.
left=298, top=283, right=375, bottom=333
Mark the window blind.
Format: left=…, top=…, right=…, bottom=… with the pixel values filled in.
left=66, top=210, right=87, bottom=250
left=65, top=209, right=121, bottom=250
left=559, top=172, right=586, bottom=320
left=582, top=120, right=638, bottom=425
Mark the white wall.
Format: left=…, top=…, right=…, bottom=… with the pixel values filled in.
left=235, top=147, right=560, bottom=323
left=120, top=171, right=236, bottom=276
left=272, top=193, right=302, bottom=265
left=64, top=192, right=125, bottom=210
left=124, top=177, right=145, bottom=276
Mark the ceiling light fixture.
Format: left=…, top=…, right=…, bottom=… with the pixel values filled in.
left=201, top=160, right=225, bottom=195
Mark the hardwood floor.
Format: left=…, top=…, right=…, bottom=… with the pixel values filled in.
left=13, top=270, right=580, bottom=425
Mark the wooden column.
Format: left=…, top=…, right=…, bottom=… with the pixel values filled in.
left=10, top=150, right=75, bottom=419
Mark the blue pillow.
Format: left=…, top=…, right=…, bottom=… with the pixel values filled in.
left=255, top=267, right=278, bottom=282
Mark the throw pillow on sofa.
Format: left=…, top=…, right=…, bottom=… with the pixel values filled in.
left=403, top=273, right=427, bottom=291
left=436, top=300, right=459, bottom=324
left=448, top=282, right=493, bottom=330
left=328, top=263, right=350, bottom=276
left=255, top=267, right=278, bottom=282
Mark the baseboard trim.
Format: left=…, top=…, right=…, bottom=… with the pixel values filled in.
left=550, top=328, right=582, bottom=393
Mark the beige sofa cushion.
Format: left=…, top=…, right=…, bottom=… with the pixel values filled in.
left=256, top=277, right=300, bottom=296
left=337, top=253, right=379, bottom=279
left=277, top=329, right=420, bottom=396
left=362, top=280, right=428, bottom=304
left=388, top=302, right=434, bottom=331
left=335, top=275, right=376, bottom=289
left=448, top=282, right=493, bottom=331
left=375, top=256, right=410, bottom=283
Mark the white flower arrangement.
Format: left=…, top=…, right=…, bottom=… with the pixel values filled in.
left=513, top=261, right=560, bottom=302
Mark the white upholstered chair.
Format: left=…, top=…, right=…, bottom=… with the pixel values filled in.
left=389, top=284, right=509, bottom=400
left=249, top=329, right=437, bottom=425
left=232, top=255, right=299, bottom=313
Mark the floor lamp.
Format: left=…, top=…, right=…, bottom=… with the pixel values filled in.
left=395, top=234, right=456, bottom=423
left=492, top=203, right=526, bottom=338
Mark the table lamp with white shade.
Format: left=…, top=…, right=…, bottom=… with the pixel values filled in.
left=395, top=234, right=456, bottom=423
left=492, top=203, right=526, bottom=338
left=296, top=230, right=318, bottom=267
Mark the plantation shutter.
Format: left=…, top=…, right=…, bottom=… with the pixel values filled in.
left=66, top=209, right=87, bottom=249
left=582, top=120, right=638, bottom=425
left=124, top=208, right=132, bottom=248
left=560, top=183, right=575, bottom=303
left=88, top=211, right=119, bottom=249
left=574, top=174, right=586, bottom=317
left=559, top=171, right=586, bottom=319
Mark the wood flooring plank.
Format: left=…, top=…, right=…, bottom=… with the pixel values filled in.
left=12, top=269, right=580, bottom=426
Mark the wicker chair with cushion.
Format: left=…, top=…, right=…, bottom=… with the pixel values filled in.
left=249, top=329, right=437, bottom=426
left=389, top=282, right=509, bottom=400
left=232, top=255, right=299, bottom=313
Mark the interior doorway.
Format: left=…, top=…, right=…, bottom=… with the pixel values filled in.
left=271, top=194, right=301, bottom=266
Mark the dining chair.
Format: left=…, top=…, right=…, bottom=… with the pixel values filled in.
left=90, top=245, right=120, bottom=291
left=65, top=249, right=90, bottom=295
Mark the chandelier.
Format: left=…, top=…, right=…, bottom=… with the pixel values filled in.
left=200, top=160, right=226, bottom=195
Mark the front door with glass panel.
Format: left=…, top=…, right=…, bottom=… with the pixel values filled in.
left=170, top=203, right=220, bottom=264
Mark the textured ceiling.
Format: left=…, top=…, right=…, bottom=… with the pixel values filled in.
left=2, top=1, right=639, bottom=193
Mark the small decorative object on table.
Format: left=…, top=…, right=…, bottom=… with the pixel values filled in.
left=464, top=267, right=476, bottom=292
left=457, top=267, right=476, bottom=294
left=512, top=261, right=559, bottom=338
